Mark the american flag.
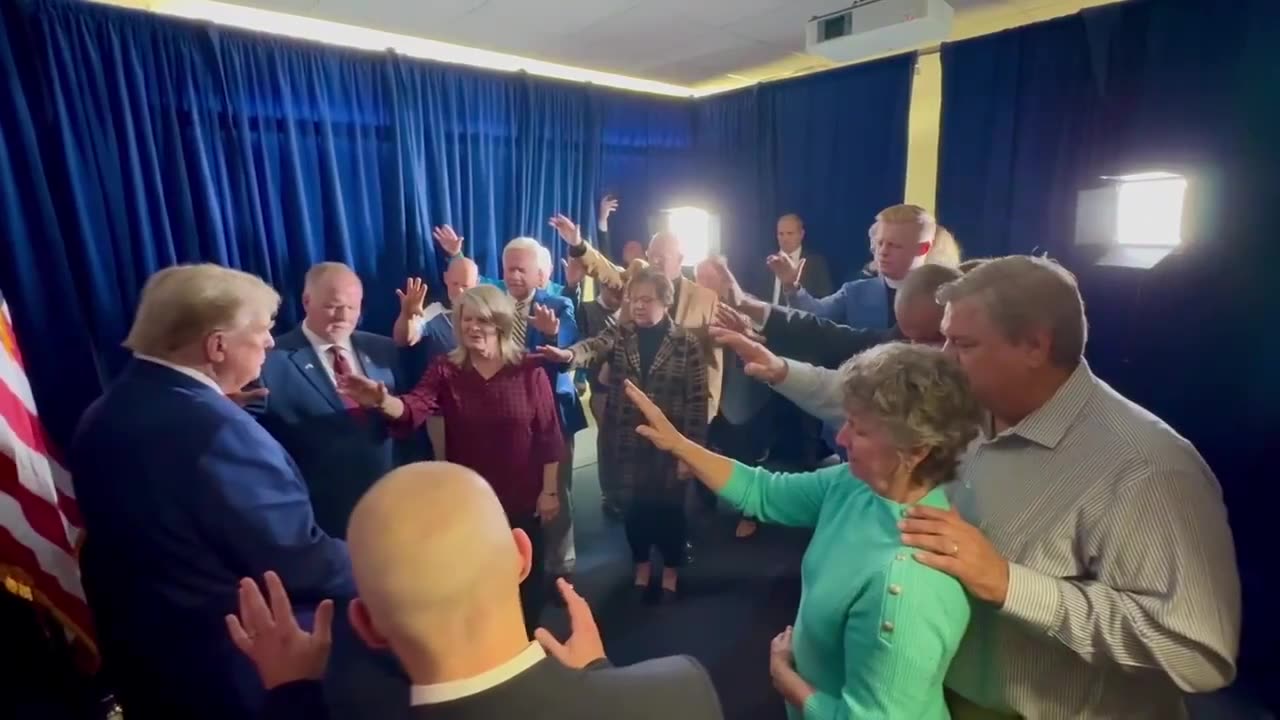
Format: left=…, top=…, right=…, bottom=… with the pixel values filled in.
left=0, top=287, right=96, bottom=657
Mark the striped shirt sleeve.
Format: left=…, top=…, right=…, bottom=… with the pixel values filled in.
left=1000, top=464, right=1239, bottom=692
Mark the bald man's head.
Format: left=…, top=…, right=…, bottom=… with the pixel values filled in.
left=346, top=462, right=532, bottom=655
left=894, top=264, right=960, bottom=346
left=776, top=214, right=805, bottom=254
left=445, top=256, right=480, bottom=304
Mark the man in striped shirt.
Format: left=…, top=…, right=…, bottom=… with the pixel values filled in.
left=757, top=256, right=1241, bottom=718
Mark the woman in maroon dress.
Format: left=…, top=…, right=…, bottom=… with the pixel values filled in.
left=340, top=285, right=562, bottom=631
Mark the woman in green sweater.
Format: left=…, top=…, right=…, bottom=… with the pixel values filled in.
left=625, top=341, right=981, bottom=719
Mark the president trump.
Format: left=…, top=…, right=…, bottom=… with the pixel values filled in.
left=70, top=264, right=353, bottom=720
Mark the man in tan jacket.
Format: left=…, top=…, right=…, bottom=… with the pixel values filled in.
left=550, top=215, right=721, bottom=422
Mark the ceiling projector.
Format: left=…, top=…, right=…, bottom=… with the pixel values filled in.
left=806, top=0, right=954, bottom=63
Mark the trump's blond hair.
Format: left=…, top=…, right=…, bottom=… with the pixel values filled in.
left=123, top=264, right=279, bottom=357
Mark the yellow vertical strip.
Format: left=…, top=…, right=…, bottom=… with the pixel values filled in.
left=904, top=53, right=943, bottom=212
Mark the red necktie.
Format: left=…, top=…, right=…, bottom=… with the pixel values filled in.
left=329, top=346, right=363, bottom=414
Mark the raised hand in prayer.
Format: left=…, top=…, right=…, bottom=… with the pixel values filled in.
left=396, top=277, right=428, bottom=318
left=432, top=225, right=463, bottom=256
left=533, top=345, right=573, bottom=365
left=624, top=380, right=687, bottom=452
left=765, top=253, right=805, bottom=291
left=712, top=303, right=763, bottom=342
left=530, top=303, right=560, bottom=337
left=337, top=374, right=388, bottom=409
left=225, top=571, right=334, bottom=691
left=535, top=578, right=606, bottom=669
left=707, top=327, right=787, bottom=384
left=548, top=215, right=584, bottom=247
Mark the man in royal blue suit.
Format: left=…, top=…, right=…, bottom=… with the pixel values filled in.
left=70, top=264, right=353, bottom=720
left=249, top=262, right=405, bottom=538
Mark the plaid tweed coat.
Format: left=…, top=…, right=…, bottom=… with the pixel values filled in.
left=570, top=322, right=709, bottom=507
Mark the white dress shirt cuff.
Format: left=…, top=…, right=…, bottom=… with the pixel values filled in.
left=1000, top=562, right=1063, bottom=634
left=772, top=360, right=845, bottom=428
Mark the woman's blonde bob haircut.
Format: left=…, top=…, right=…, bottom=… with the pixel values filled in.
left=123, top=264, right=280, bottom=357
left=839, top=342, right=981, bottom=488
left=447, top=285, right=527, bottom=367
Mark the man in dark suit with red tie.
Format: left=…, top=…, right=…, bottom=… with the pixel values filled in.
left=249, top=263, right=406, bottom=539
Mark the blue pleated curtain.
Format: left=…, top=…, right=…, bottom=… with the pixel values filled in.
left=0, top=0, right=916, bottom=447
left=696, top=56, right=915, bottom=294
left=936, top=0, right=1280, bottom=704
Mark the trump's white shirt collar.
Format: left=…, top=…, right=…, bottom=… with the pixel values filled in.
left=409, top=642, right=546, bottom=706
left=135, top=355, right=223, bottom=394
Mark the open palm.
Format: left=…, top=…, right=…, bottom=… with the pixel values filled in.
left=623, top=380, right=686, bottom=452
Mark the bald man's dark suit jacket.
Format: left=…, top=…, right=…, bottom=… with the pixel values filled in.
left=262, top=653, right=722, bottom=720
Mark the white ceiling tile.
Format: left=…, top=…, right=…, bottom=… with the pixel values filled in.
left=642, top=39, right=788, bottom=84
left=719, top=2, right=851, bottom=47
left=443, top=0, right=640, bottom=37
left=212, top=0, right=1118, bottom=87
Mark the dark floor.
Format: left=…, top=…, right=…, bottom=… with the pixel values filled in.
left=547, top=440, right=1275, bottom=720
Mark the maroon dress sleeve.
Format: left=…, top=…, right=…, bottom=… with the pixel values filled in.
left=391, top=357, right=448, bottom=436
left=526, top=361, right=564, bottom=466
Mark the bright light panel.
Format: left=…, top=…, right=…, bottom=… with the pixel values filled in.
left=1116, top=175, right=1187, bottom=247
left=141, top=0, right=696, bottom=98
left=664, top=207, right=712, bottom=266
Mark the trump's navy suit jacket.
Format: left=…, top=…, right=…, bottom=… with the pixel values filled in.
left=525, top=288, right=587, bottom=435
left=70, top=359, right=354, bottom=720
left=251, top=327, right=404, bottom=538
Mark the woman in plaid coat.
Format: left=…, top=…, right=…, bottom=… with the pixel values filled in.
left=538, top=266, right=708, bottom=601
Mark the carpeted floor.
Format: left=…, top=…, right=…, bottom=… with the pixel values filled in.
left=544, top=441, right=808, bottom=720
left=546, top=429, right=1275, bottom=720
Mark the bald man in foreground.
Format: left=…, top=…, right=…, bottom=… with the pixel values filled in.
left=230, top=462, right=723, bottom=720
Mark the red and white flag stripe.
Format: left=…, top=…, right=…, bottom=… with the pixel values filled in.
left=0, top=291, right=96, bottom=653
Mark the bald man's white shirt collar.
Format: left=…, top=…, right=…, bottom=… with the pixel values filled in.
left=135, top=355, right=223, bottom=394
left=410, top=641, right=546, bottom=706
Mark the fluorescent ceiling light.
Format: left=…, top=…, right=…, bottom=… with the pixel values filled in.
left=138, top=0, right=698, bottom=98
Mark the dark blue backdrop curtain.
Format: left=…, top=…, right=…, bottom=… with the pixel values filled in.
left=597, top=95, right=700, bottom=257
left=695, top=56, right=914, bottom=293
left=937, top=0, right=1280, bottom=704
left=0, top=0, right=916, bottom=451
left=0, top=0, right=703, bottom=444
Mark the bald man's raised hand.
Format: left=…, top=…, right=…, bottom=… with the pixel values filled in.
left=225, top=571, right=334, bottom=690
left=432, top=225, right=463, bottom=257
left=534, top=578, right=606, bottom=670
